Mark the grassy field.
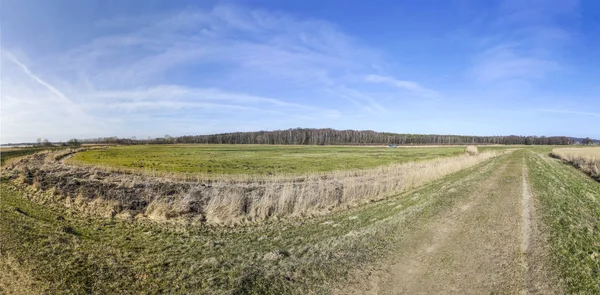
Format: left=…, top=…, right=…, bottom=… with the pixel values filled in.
left=68, top=144, right=467, bottom=175
left=0, top=152, right=508, bottom=294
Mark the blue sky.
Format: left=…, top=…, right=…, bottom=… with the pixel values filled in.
left=1, top=0, right=599, bottom=143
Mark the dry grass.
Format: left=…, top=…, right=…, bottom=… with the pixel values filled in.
left=204, top=151, right=501, bottom=223
left=0, top=154, right=511, bottom=294
left=4, top=149, right=598, bottom=294
left=0, top=255, right=42, bottom=295
left=465, top=145, right=478, bottom=156
left=3, top=149, right=505, bottom=225
left=551, top=147, right=600, bottom=180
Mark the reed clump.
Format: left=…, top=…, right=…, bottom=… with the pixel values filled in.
left=464, top=145, right=478, bottom=156
left=551, top=147, right=600, bottom=180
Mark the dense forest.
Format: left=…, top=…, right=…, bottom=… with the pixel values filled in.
left=79, top=128, right=574, bottom=146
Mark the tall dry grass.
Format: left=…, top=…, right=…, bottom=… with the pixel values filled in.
left=5, top=149, right=505, bottom=225
left=551, top=147, right=600, bottom=180
left=464, top=145, right=478, bottom=156
left=202, top=151, right=502, bottom=223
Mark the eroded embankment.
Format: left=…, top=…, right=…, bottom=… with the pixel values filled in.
left=2, top=149, right=502, bottom=224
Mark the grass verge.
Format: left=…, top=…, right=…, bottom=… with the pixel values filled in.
left=526, top=151, right=600, bottom=293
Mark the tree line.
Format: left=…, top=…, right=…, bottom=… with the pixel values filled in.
left=79, top=128, right=574, bottom=145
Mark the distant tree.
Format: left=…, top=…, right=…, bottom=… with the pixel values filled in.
left=67, top=138, right=81, bottom=147
left=72, top=128, right=575, bottom=146
left=36, top=138, right=43, bottom=146
left=525, top=137, right=534, bottom=145
left=582, top=137, right=594, bottom=145
left=42, top=139, right=53, bottom=147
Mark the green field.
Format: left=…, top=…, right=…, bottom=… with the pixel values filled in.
left=68, top=145, right=467, bottom=175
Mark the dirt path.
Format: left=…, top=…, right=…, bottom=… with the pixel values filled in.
left=339, top=151, right=561, bottom=294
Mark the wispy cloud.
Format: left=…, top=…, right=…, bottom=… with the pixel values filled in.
left=540, top=109, right=600, bottom=117
left=472, top=44, right=558, bottom=82
left=0, top=51, right=102, bottom=143
left=4, top=53, right=72, bottom=104
left=325, top=86, right=386, bottom=113
left=365, top=74, right=439, bottom=98
left=2, top=4, right=390, bottom=142
left=86, top=85, right=341, bottom=117
left=7, top=2, right=591, bottom=142
left=469, top=0, right=575, bottom=84
left=62, top=4, right=380, bottom=89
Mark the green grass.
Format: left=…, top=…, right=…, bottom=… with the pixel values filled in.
left=0, top=153, right=507, bottom=294
left=526, top=151, right=600, bottom=293
left=69, top=144, right=466, bottom=175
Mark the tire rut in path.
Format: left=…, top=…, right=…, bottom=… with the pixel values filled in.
left=339, top=151, right=560, bottom=294
left=521, top=154, right=563, bottom=295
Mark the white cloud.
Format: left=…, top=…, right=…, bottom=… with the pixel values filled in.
left=325, top=86, right=386, bottom=113
left=4, top=53, right=72, bottom=104
left=469, top=0, right=574, bottom=84
left=0, top=52, right=103, bottom=143
left=540, top=109, right=600, bottom=117
left=472, top=44, right=558, bottom=82
left=85, top=85, right=341, bottom=116
left=60, top=5, right=378, bottom=89
left=1, top=4, right=433, bottom=143
left=365, top=74, right=439, bottom=98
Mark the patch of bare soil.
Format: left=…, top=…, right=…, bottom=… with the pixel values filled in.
left=338, top=151, right=561, bottom=294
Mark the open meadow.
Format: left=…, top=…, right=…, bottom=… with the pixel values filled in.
left=1, top=145, right=599, bottom=294
left=67, top=144, right=466, bottom=175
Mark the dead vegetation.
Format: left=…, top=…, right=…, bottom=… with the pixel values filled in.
left=0, top=154, right=510, bottom=294
left=551, top=147, right=600, bottom=181
left=465, top=145, right=478, bottom=156
left=2, top=148, right=503, bottom=225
